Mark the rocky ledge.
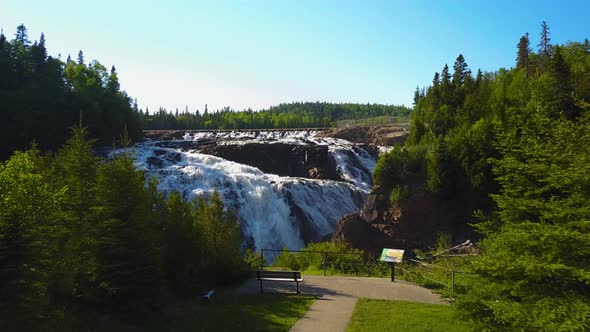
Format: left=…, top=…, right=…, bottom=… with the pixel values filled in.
left=317, top=125, right=408, bottom=146
left=331, top=181, right=475, bottom=254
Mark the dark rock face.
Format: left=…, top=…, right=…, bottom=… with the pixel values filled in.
left=332, top=179, right=476, bottom=253
left=202, top=143, right=341, bottom=180
left=155, top=140, right=344, bottom=181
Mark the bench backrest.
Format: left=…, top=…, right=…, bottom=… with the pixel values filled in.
left=256, top=270, right=301, bottom=280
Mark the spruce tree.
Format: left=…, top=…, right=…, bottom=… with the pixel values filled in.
left=452, top=54, right=469, bottom=86
left=77, top=50, right=84, bottom=65
left=538, top=21, right=552, bottom=57
left=432, top=72, right=440, bottom=86
left=48, top=126, right=100, bottom=302
left=538, top=21, right=552, bottom=72
left=94, top=153, right=161, bottom=306
left=14, top=24, right=30, bottom=45
left=516, top=33, right=530, bottom=70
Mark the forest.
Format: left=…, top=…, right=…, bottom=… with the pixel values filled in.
left=0, top=126, right=251, bottom=329
left=139, top=102, right=410, bottom=130
left=1, top=20, right=589, bottom=330
left=0, top=25, right=143, bottom=160
left=373, top=22, right=590, bottom=330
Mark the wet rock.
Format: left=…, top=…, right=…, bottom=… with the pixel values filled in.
left=198, top=143, right=342, bottom=181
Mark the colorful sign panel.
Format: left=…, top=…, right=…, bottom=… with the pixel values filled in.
left=380, top=248, right=405, bottom=263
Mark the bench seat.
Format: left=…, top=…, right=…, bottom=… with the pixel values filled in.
left=255, top=270, right=303, bottom=294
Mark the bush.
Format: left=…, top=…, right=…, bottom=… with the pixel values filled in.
left=272, top=242, right=390, bottom=277
left=389, top=185, right=409, bottom=205
left=373, top=145, right=428, bottom=187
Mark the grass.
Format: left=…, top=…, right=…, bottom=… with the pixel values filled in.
left=148, top=293, right=317, bottom=332
left=34, top=293, right=316, bottom=332
left=346, top=299, right=473, bottom=332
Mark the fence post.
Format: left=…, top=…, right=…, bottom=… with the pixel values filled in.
left=322, top=252, right=326, bottom=276
left=260, top=249, right=264, bottom=270
left=451, top=269, right=455, bottom=295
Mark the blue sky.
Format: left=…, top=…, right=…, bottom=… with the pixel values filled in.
left=1, top=0, right=588, bottom=112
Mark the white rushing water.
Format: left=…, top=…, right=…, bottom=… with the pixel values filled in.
left=124, top=130, right=378, bottom=252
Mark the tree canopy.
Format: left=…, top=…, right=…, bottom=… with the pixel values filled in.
left=374, top=21, right=590, bottom=330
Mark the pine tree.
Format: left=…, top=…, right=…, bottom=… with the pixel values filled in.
left=441, top=64, right=451, bottom=86
left=457, top=111, right=590, bottom=330
left=538, top=21, right=552, bottom=57
left=475, top=69, right=483, bottom=86
left=94, top=153, right=161, bottom=306
left=14, top=24, right=30, bottom=45
left=516, top=33, right=530, bottom=71
left=30, top=33, right=47, bottom=72
left=48, top=126, right=100, bottom=301
left=106, top=65, right=120, bottom=93
left=77, top=50, right=84, bottom=65
left=432, top=72, right=440, bottom=87
left=413, top=86, right=420, bottom=107
left=549, top=46, right=578, bottom=119
left=452, top=54, right=469, bottom=86
left=0, top=31, right=6, bottom=49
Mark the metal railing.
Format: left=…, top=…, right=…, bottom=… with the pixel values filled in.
left=259, top=248, right=473, bottom=297
left=259, top=248, right=386, bottom=277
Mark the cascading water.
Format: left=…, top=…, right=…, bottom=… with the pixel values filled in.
left=123, top=130, right=379, bottom=252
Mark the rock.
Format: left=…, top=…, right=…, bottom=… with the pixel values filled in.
left=332, top=178, right=478, bottom=253
left=319, top=125, right=409, bottom=146
left=197, top=143, right=342, bottom=181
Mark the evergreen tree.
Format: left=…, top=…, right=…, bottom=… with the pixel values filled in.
left=94, top=153, right=161, bottom=306
left=441, top=64, right=451, bottom=86
left=413, top=86, right=420, bottom=106
left=538, top=21, right=552, bottom=72
left=14, top=24, right=30, bottom=45
left=516, top=33, right=530, bottom=71
left=549, top=46, right=578, bottom=119
left=48, top=126, right=100, bottom=302
left=538, top=21, right=552, bottom=56
left=77, top=50, right=84, bottom=65
left=452, top=54, right=469, bottom=86
left=432, top=72, right=440, bottom=87
left=457, top=111, right=590, bottom=330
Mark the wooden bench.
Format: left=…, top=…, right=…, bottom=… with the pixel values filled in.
left=255, top=270, right=303, bottom=294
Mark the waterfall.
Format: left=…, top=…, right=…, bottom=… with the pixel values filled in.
left=123, top=130, right=378, bottom=252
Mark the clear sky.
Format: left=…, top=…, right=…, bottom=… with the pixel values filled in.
left=1, top=0, right=588, bottom=112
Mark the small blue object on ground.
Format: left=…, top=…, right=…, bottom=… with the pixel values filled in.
left=202, top=289, right=215, bottom=301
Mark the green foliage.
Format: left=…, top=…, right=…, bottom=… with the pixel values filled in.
left=376, top=26, right=590, bottom=330
left=456, top=112, right=590, bottom=330
left=0, top=149, right=65, bottom=319
left=389, top=185, right=409, bottom=206
left=139, top=102, right=411, bottom=130
left=0, top=25, right=142, bottom=159
left=0, top=129, right=249, bottom=325
left=94, top=152, right=162, bottom=305
left=272, top=241, right=388, bottom=277
left=373, top=145, right=427, bottom=187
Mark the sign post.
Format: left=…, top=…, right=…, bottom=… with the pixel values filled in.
left=379, top=248, right=405, bottom=282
